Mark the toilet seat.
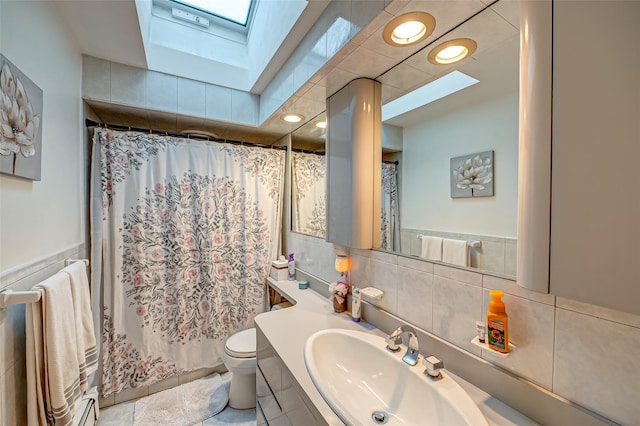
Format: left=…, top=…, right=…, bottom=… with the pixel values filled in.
left=224, top=328, right=256, bottom=358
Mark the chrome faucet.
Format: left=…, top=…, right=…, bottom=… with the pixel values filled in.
left=385, top=325, right=420, bottom=366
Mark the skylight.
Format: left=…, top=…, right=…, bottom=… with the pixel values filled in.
left=382, top=71, right=480, bottom=122
left=174, top=0, right=253, bottom=26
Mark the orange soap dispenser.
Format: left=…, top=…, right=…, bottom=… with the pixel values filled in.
left=487, top=290, right=509, bottom=353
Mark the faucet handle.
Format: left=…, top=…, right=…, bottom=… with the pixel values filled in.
left=385, top=335, right=402, bottom=352
left=423, top=355, right=444, bottom=379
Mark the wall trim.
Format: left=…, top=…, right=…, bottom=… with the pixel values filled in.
left=0, top=242, right=86, bottom=291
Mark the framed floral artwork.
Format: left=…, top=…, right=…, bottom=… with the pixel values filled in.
left=450, top=150, right=494, bottom=198
left=0, top=54, right=43, bottom=180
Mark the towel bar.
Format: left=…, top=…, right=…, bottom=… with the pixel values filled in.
left=65, top=258, right=89, bottom=267
left=0, top=258, right=88, bottom=309
left=0, top=289, right=42, bottom=309
left=416, top=235, right=482, bottom=248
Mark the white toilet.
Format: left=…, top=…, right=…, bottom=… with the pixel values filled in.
left=222, top=327, right=257, bottom=409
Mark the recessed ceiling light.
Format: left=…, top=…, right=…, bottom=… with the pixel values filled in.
left=428, top=38, right=477, bottom=65
left=314, top=121, right=327, bottom=129
left=383, top=12, right=436, bottom=47
left=280, top=113, right=305, bottom=123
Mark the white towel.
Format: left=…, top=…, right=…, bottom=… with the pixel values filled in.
left=26, top=291, right=47, bottom=426
left=61, top=261, right=98, bottom=386
left=442, top=238, right=470, bottom=266
left=26, top=273, right=84, bottom=426
left=420, top=235, right=443, bottom=261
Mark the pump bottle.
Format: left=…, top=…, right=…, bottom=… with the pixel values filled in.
left=487, top=290, right=509, bottom=353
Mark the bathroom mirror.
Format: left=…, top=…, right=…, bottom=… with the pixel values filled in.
left=290, top=1, right=520, bottom=277
left=290, top=112, right=327, bottom=238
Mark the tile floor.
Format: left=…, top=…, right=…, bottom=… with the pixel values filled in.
left=98, top=376, right=257, bottom=426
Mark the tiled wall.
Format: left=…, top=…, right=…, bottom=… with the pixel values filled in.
left=83, top=56, right=260, bottom=127
left=285, top=231, right=640, bottom=425
left=401, top=227, right=517, bottom=276
left=0, top=244, right=86, bottom=426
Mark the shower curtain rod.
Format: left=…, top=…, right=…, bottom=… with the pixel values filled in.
left=291, top=147, right=325, bottom=155
left=85, top=119, right=287, bottom=151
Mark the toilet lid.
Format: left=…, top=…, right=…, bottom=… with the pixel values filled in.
left=225, top=328, right=256, bottom=358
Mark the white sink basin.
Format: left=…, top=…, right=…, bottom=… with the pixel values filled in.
left=304, top=329, right=488, bottom=426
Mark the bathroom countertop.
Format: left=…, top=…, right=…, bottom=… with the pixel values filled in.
left=255, top=278, right=538, bottom=426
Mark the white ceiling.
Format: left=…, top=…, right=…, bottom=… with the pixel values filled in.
left=57, top=0, right=520, bottom=143
left=55, top=0, right=148, bottom=69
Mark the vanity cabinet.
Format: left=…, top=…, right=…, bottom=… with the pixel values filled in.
left=519, top=1, right=640, bottom=314
left=256, top=326, right=326, bottom=425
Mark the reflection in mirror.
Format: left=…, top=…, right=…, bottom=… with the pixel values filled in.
left=290, top=1, right=520, bottom=277
left=379, top=2, right=519, bottom=277
left=291, top=112, right=326, bottom=238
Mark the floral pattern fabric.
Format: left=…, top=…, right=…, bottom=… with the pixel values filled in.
left=93, top=129, right=284, bottom=397
left=291, top=151, right=326, bottom=238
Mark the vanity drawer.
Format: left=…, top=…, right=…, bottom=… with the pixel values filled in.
left=257, top=362, right=283, bottom=421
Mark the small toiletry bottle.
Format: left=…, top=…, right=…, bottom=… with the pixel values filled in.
left=287, top=253, right=295, bottom=281
left=476, top=321, right=486, bottom=343
left=351, top=287, right=362, bottom=322
left=487, top=290, right=509, bottom=353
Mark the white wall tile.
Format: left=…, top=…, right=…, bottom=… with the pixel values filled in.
left=397, top=265, right=433, bottom=332
left=351, top=256, right=397, bottom=313
left=0, top=303, right=25, bottom=376
left=99, top=394, right=115, bottom=409
left=110, top=62, right=145, bottom=106
left=475, top=239, right=505, bottom=274
left=178, top=367, right=215, bottom=385
left=482, top=290, right=555, bottom=389
left=556, top=297, right=640, bottom=328
left=349, top=253, right=371, bottom=287
left=504, top=239, right=517, bottom=277
left=432, top=276, right=482, bottom=355
left=369, top=258, right=398, bottom=312
left=177, top=78, right=206, bottom=117
left=82, top=56, right=110, bottom=101
left=231, top=90, right=259, bottom=126
left=397, top=255, right=434, bottom=274
left=146, top=71, right=177, bottom=113
left=1, top=363, right=26, bottom=426
left=149, top=374, right=179, bottom=395
left=369, top=249, right=397, bottom=265
left=205, top=84, right=232, bottom=122
left=554, top=308, right=640, bottom=425
left=434, top=264, right=483, bottom=287
left=114, top=384, right=148, bottom=404
left=483, top=274, right=555, bottom=306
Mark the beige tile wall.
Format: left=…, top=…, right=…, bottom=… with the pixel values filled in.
left=401, top=227, right=517, bottom=276
left=0, top=244, right=86, bottom=426
left=285, top=231, right=640, bottom=425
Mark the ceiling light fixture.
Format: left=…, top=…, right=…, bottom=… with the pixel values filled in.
left=314, top=121, right=327, bottom=129
left=382, top=12, right=436, bottom=47
left=280, top=113, right=305, bottom=123
left=428, top=38, right=477, bottom=65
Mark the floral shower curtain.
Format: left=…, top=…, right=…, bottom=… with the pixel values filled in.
left=90, top=129, right=284, bottom=397
left=291, top=151, right=326, bottom=237
left=381, top=162, right=399, bottom=251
